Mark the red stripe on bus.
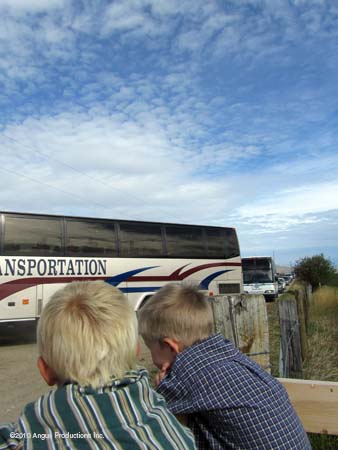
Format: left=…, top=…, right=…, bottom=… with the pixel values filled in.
left=0, top=276, right=107, bottom=301
left=128, top=262, right=242, bottom=282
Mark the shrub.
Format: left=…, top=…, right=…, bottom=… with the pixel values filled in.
left=294, top=254, right=336, bottom=290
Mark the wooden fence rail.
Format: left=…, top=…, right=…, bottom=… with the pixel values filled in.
left=279, top=378, right=338, bottom=435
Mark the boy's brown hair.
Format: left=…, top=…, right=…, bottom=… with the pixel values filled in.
left=138, top=283, right=214, bottom=348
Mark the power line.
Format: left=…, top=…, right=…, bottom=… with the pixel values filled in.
left=1, top=132, right=145, bottom=205
left=0, top=165, right=110, bottom=211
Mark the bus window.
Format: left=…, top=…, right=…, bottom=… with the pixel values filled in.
left=66, top=220, right=117, bottom=257
left=165, top=225, right=205, bottom=258
left=119, top=222, right=163, bottom=257
left=205, top=228, right=239, bottom=259
left=3, top=214, right=62, bottom=256
left=255, top=259, right=271, bottom=270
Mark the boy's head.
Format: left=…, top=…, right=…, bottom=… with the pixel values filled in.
left=138, top=284, right=214, bottom=370
left=37, top=280, right=138, bottom=388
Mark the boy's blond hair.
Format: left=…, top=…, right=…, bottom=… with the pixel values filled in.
left=37, top=280, right=137, bottom=388
left=138, top=284, right=214, bottom=348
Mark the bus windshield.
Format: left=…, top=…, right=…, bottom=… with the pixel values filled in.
left=242, top=256, right=278, bottom=301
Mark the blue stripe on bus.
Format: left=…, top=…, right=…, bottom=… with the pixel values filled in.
left=114, top=270, right=234, bottom=293
left=106, top=266, right=159, bottom=286
left=120, top=287, right=161, bottom=293
left=199, top=270, right=233, bottom=290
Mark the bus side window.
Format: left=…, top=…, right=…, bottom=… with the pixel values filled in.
left=3, top=215, right=62, bottom=256
left=65, top=220, right=117, bottom=257
left=205, top=228, right=240, bottom=259
left=164, top=225, right=205, bottom=258
left=119, top=222, right=164, bottom=258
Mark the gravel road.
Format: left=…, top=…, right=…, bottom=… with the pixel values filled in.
left=0, top=325, right=46, bottom=423
left=0, top=325, right=154, bottom=423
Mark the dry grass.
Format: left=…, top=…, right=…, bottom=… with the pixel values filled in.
left=311, top=286, right=338, bottom=316
left=303, top=286, right=338, bottom=382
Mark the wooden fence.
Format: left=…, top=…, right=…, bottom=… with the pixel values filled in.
left=212, top=292, right=338, bottom=436
left=211, top=294, right=270, bottom=370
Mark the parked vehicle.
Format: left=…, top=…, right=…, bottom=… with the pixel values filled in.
left=242, top=256, right=278, bottom=302
left=278, top=277, right=286, bottom=292
left=282, top=274, right=293, bottom=285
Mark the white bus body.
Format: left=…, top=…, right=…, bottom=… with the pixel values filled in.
left=242, top=256, right=278, bottom=301
left=0, top=212, right=242, bottom=328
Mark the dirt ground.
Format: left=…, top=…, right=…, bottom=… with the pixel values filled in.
left=0, top=325, right=154, bottom=423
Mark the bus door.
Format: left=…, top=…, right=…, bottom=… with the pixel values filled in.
left=0, top=284, right=38, bottom=324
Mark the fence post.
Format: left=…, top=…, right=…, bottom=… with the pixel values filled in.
left=211, top=294, right=270, bottom=371
left=294, top=288, right=308, bottom=360
left=299, top=281, right=311, bottom=332
left=211, top=294, right=235, bottom=344
left=278, top=295, right=303, bottom=378
left=305, top=283, right=312, bottom=301
left=305, top=282, right=312, bottom=313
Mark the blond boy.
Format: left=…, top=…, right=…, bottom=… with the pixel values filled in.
left=138, top=284, right=311, bottom=450
left=0, top=281, right=196, bottom=450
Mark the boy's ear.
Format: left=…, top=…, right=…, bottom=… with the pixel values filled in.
left=136, top=340, right=141, bottom=357
left=162, top=338, right=182, bottom=355
left=37, top=356, right=58, bottom=386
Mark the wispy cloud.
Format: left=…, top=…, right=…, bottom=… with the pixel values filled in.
left=0, top=0, right=338, bottom=264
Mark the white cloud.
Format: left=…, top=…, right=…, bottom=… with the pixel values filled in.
left=238, top=207, right=338, bottom=265
left=0, top=0, right=337, bottom=265
left=0, top=0, right=65, bottom=12
left=234, top=182, right=338, bottom=235
left=0, top=108, right=237, bottom=224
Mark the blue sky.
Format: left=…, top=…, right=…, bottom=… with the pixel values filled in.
left=0, top=0, right=338, bottom=266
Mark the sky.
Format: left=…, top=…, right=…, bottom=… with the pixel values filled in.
left=0, top=0, right=337, bottom=267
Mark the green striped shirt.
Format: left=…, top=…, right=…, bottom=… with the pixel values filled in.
left=0, top=369, right=196, bottom=450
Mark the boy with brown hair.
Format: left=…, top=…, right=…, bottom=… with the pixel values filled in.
left=138, top=283, right=311, bottom=450
left=0, top=281, right=196, bottom=450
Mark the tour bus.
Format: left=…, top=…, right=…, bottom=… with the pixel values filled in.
left=242, top=256, right=278, bottom=301
left=0, top=211, right=242, bottom=329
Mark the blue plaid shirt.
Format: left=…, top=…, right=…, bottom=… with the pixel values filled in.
left=157, top=334, right=311, bottom=450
